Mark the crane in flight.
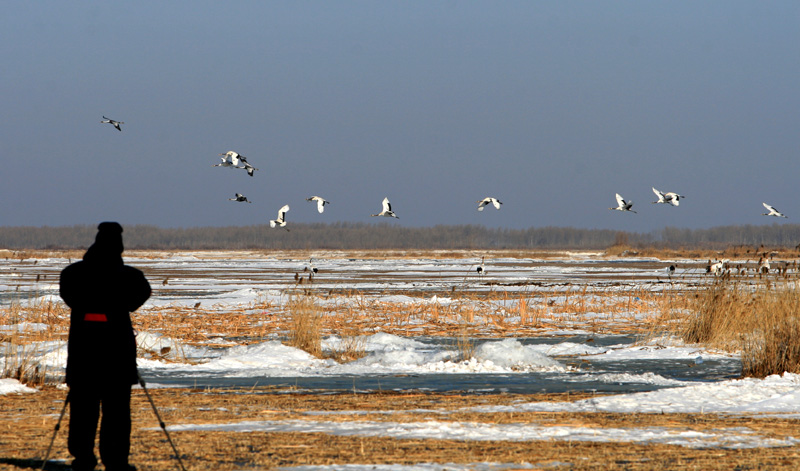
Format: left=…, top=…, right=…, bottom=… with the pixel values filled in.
left=270, top=204, right=290, bottom=230
left=609, top=193, right=636, bottom=213
left=371, top=197, right=399, bottom=218
left=306, top=196, right=330, bottom=213
left=652, top=188, right=684, bottom=206
left=762, top=203, right=788, bottom=218
left=100, top=116, right=124, bottom=131
left=240, top=161, right=259, bottom=177
left=214, top=152, right=239, bottom=168
left=228, top=193, right=251, bottom=203
left=477, top=197, right=502, bottom=211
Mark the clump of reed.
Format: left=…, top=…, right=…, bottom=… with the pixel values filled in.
left=285, top=290, right=371, bottom=362
left=286, top=293, right=324, bottom=358
left=327, top=334, right=367, bottom=363
left=678, top=275, right=800, bottom=378
left=454, top=323, right=476, bottom=361
left=1, top=344, right=49, bottom=386
left=1, top=296, right=70, bottom=385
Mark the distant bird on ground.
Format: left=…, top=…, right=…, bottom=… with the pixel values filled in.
left=371, top=197, right=399, bottom=218
left=652, top=188, right=685, bottom=206
left=228, top=193, right=251, bottom=203
left=666, top=264, right=676, bottom=279
left=269, top=204, right=290, bottom=230
left=762, top=203, right=788, bottom=218
left=100, top=116, right=124, bottom=131
left=306, top=196, right=330, bottom=213
left=706, top=259, right=729, bottom=275
left=476, top=256, right=485, bottom=276
left=307, top=258, right=318, bottom=273
left=609, top=193, right=636, bottom=213
left=759, top=256, right=770, bottom=274
left=214, top=152, right=239, bottom=168
left=477, top=197, right=502, bottom=211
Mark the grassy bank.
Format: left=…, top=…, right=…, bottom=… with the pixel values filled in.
left=674, top=272, right=800, bottom=377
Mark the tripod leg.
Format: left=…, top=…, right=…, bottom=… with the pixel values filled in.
left=138, top=374, right=187, bottom=471
left=40, top=392, right=69, bottom=471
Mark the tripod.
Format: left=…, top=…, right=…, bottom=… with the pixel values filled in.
left=40, top=375, right=187, bottom=471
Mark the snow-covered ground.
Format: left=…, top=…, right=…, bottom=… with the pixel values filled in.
left=3, top=251, right=799, bottom=460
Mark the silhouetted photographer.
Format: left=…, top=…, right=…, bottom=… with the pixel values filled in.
left=60, top=222, right=151, bottom=471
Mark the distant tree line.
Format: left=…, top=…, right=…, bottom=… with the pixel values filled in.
left=0, top=223, right=798, bottom=251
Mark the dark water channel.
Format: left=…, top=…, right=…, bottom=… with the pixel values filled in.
left=139, top=335, right=741, bottom=395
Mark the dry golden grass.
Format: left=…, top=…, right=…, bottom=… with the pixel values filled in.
left=1, top=298, right=69, bottom=385
left=8, top=251, right=800, bottom=470
left=652, top=271, right=800, bottom=378
left=3, top=387, right=800, bottom=470
left=286, top=292, right=324, bottom=358
left=6, top=248, right=800, bottom=383
left=0, top=280, right=669, bottom=374
left=682, top=278, right=800, bottom=377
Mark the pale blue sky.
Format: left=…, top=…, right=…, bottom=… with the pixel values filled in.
left=2, top=1, right=798, bottom=232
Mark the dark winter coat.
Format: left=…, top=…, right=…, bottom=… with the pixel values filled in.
left=60, top=242, right=151, bottom=386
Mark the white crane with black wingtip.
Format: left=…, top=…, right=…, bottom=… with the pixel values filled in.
left=240, top=161, right=259, bottom=176
left=371, top=197, right=399, bottom=218
left=609, top=193, right=637, bottom=213
left=214, top=152, right=239, bottom=168
left=306, top=196, right=330, bottom=213
left=762, top=203, right=788, bottom=218
left=477, top=197, right=502, bottom=211
left=232, top=154, right=259, bottom=177
left=100, top=116, right=124, bottom=131
left=652, top=187, right=685, bottom=207
left=269, top=205, right=290, bottom=230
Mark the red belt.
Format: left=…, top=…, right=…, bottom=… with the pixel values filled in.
left=84, top=313, right=108, bottom=322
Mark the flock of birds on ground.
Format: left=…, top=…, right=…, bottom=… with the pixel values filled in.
left=101, top=116, right=790, bottom=275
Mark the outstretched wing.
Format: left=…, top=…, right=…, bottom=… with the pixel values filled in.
left=278, top=204, right=290, bottom=221
left=652, top=187, right=665, bottom=202
left=615, top=193, right=625, bottom=208
left=382, top=197, right=392, bottom=212
left=492, top=198, right=502, bottom=209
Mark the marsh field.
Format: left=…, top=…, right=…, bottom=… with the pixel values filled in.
left=3, top=249, right=800, bottom=470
